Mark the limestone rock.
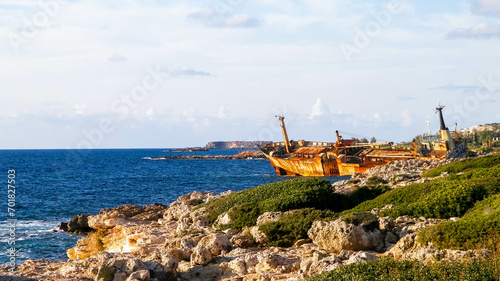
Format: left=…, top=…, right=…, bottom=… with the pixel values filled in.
left=307, top=255, right=341, bottom=276
left=378, top=216, right=394, bottom=231
left=191, top=246, right=212, bottom=266
left=228, top=257, right=247, bottom=275
left=256, top=212, right=282, bottom=226
left=308, top=219, right=383, bottom=253
left=126, top=270, right=150, bottom=281
left=165, top=191, right=218, bottom=222
left=248, top=226, right=267, bottom=244
left=196, top=233, right=232, bottom=256
left=88, top=204, right=168, bottom=229
left=344, top=251, right=378, bottom=265
left=230, top=233, right=255, bottom=248
left=215, top=212, right=233, bottom=226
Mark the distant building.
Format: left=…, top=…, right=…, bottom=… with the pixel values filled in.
left=493, top=136, right=500, bottom=142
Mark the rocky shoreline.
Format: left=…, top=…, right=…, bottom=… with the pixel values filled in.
left=149, top=151, right=265, bottom=160
left=0, top=157, right=491, bottom=281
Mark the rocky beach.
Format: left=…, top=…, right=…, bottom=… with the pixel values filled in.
left=2, top=154, right=499, bottom=281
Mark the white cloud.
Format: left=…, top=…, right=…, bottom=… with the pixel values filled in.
left=309, top=98, right=330, bottom=119
left=218, top=107, right=229, bottom=119
left=74, top=104, right=88, bottom=115
left=472, top=0, right=500, bottom=16
left=221, top=14, right=260, bottom=28
left=447, top=23, right=500, bottom=39
left=162, top=66, right=211, bottom=77
left=145, top=108, right=154, bottom=120
left=108, top=53, right=128, bottom=62
left=188, top=10, right=260, bottom=28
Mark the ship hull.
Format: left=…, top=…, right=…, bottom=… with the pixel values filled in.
left=263, top=153, right=378, bottom=177
left=262, top=149, right=416, bottom=177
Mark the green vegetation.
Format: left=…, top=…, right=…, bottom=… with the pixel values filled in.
left=422, top=154, right=500, bottom=177
left=259, top=208, right=335, bottom=247
left=418, top=193, right=500, bottom=250
left=307, top=257, right=500, bottom=281
left=199, top=177, right=391, bottom=245
left=366, top=176, right=387, bottom=186
left=200, top=177, right=342, bottom=230
left=344, top=178, right=487, bottom=219
left=344, top=154, right=500, bottom=220
left=340, top=212, right=378, bottom=231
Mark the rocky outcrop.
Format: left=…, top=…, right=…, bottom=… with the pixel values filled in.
left=151, top=150, right=265, bottom=160
left=387, top=233, right=491, bottom=262
left=308, top=217, right=383, bottom=253
left=60, top=214, right=93, bottom=234
left=87, top=204, right=168, bottom=229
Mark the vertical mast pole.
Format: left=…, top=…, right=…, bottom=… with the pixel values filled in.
left=276, top=115, right=291, bottom=153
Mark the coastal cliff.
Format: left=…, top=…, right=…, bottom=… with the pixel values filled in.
left=205, top=141, right=271, bottom=150
left=2, top=154, right=500, bottom=280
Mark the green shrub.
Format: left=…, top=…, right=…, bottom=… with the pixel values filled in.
left=390, top=174, right=412, bottom=182
left=259, top=208, right=336, bottom=247
left=366, top=176, right=387, bottom=186
left=344, top=178, right=488, bottom=219
left=200, top=178, right=341, bottom=230
left=340, top=212, right=378, bottom=231
left=387, top=181, right=486, bottom=219
left=307, top=257, right=499, bottom=281
left=448, top=165, right=500, bottom=181
left=418, top=193, right=500, bottom=250
left=225, top=202, right=262, bottom=230
left=422, top=153, right=500, bottom=177
left=347, top=185, right=390, bottom=207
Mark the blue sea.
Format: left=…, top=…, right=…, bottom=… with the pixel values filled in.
left=0, top=149, right=346, bottom=266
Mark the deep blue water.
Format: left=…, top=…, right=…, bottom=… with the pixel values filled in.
left=0, top=149, right=346, bottom=265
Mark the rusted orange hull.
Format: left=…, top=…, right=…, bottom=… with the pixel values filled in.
left=264, top=152, right=413, bottom=177
left=265, top=154, right=327, bottom=176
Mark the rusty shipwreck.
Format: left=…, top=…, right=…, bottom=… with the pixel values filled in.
left=259, top=106, right=467, bottom=177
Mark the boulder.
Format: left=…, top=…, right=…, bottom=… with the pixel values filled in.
left=60, top=214, right=93, bottom=234
left=378, top=216, right=394, bottom=232
left=88, top=204, right=168, bottom=229
left=228, top=257, right=247, bottom=275
left=308, top=218, right=383, bottom=253
left=126, top=270, right=150, bottom=281
left=306, top=255, right=341, bottom=276
left=196, top=233, right=232, bottom=256
left=230, top=233, right=255, bottom=248
left=214, top=212, right=233, bottom=227
left=256, top=212, right=282, bottom=226
left=344, top=251, right=378, bottom=265
left=247, top=226, right=267, bottom=244
left=190, top=246, right=212, bottom=266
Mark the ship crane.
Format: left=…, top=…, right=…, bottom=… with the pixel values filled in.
left=276, top=115, right=291, bottom=153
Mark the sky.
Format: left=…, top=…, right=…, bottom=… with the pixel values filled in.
left=1, top=0, right=499, bottom=149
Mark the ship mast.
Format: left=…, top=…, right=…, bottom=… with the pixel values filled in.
left=436, top=104, right=455, bottom=151
left=276, top=115, right=291, bottom=153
